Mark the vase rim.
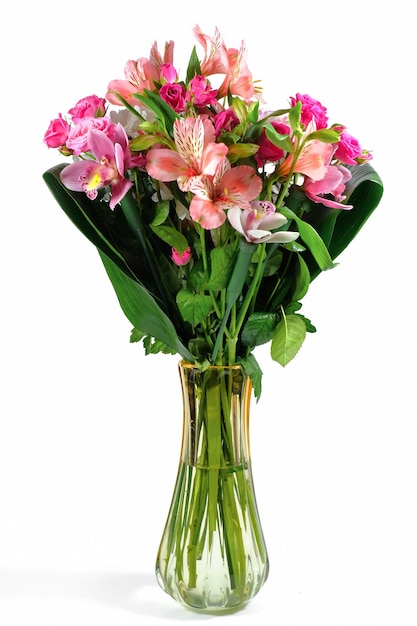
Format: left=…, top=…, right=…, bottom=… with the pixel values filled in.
left=179, top=360, right=243, bottom=371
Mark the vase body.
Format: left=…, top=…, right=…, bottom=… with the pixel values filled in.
left=155, top=361, right=269, bottom=611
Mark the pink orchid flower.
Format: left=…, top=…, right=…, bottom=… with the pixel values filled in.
left=228, top=201, right=299, bottom=244
left=60, top=124, right=133, bottom=210
left=303, top=164, right=353, bottom=210
left=189, top=159, right=262, bottom=229
left=146, top=117, right=228, bottom=192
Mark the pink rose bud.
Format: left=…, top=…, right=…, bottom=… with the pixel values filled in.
left=43, top=114, right=71, bottom=148
left=172, top=246, right=192, bottom=266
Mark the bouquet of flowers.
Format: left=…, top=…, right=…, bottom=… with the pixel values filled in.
left=43, top=25, right=383, bottom=398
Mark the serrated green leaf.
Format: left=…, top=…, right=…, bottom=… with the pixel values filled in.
left=150, top=224, right=189, bottom=253
left=150, top=201, right=170, bottom=226
left=176, top=290, right=213, bottom=326
left=206, top=246, right=235, bottom=291
left=241, top=312, right=278, bottom=347
left=271, top=313, right=307, bottom=367
left=239, top=353, right=263, bottom=401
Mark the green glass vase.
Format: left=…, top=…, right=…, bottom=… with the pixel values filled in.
left=155, top=361, right=269, bottom=612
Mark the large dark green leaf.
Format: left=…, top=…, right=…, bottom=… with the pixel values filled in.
left=329, top=163, right=384, bottom=260
left=43, top=165, right=129, bottom=277
left=287, top=163, right=383, bottom=280
left=43, top=165, right=167, bottom=305
left=99, top=251, right=193, bottom=361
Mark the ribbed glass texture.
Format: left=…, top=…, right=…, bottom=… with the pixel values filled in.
left=155, top=362, right=269, bottom=612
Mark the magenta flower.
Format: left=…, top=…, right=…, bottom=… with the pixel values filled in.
left=60, top=124, right=133, bottom=209
left=228, top=201, right=299, bottom=244
left=290, top=93, right=328, bottom=130
left=303, top=164, right=353, bottom=209
left=43, top=114, right=71, bottom=149
left=172, top=246, right=192, bottom=266
left=334, top=129, right=372, bottom=165
left=186, top=75, right=218, bottom=108
left=160, top=83, right=186, bottom=113
left=255, top=120, right=291, bottom=166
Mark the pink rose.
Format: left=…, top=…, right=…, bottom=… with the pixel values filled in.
left=290, top=93, right=328, bottom=130
left=66, top=117, right=115, bottom=155
left=160, top=83, right=186, bottom=113
left=43, top=114, right=71, bottom=148
left=334, top=130, right=366, bottom=165
left=255, top=121, right=291, bottom=165
left=68, top=95, right=107, bottom=123
left=172, top=246, right=192, bottom=266
left=214, top=108, right=239, bottom=137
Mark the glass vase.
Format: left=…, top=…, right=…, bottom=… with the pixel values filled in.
left=155, top=361, right=269, bottom=612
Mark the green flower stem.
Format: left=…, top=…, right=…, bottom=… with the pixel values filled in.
left=233, top=242, right=267, bottom=343
left=156, top=364, right=269, bottom=608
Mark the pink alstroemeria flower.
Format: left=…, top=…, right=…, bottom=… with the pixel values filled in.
left=303, top=164, right=353, bottom=209
left=60, top=124, right=133, bottom=210
left=277, top=140, right=334, bottom=181
left=193, top=25, right=229, bottom=77
left=146, top=117, right=228, bottom=192
left=228, top=201, right=299, bottom=244
left=106, top=40, right=175, bottom=105
left=217, top=42, right=260, bottom=101
left=189, top=159, right=262, bottom=229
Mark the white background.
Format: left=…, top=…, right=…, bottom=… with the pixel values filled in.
left=1, top=1, right=416, bottom=624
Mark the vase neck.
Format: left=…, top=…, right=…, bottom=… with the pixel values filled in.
left=178, top=363, right=252, bottom=469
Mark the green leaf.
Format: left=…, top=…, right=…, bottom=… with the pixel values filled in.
left=292, top=254, right=310, bottom=301
left=99, top=251, right=193, bottom=361
left=271, top=313, right=307, bottom=367
left=134, top=89, right=178, bottom=136
left=306, top=129, right=341, bottom=143
left=247, top=100, right=259, bottom=124
left=186, top=46, right=202, bottom=83
left=239, top=353, right=263, bottom=401
left=281, top=206, right=337, bottom=271
left=329, top=163, right=384, bottom=261
left=241, top=312, right=278, bottom=347
left=150, top=201, right=170, bottom=226
left=43, top=165, right=129, bottom=277
left=206, top=246, right=235, bottom=291
left=176, top=290, right=213, bottom=326
left=150, top=224, right=189, bottom=253
left=265, top=123, right=294, bottom=153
